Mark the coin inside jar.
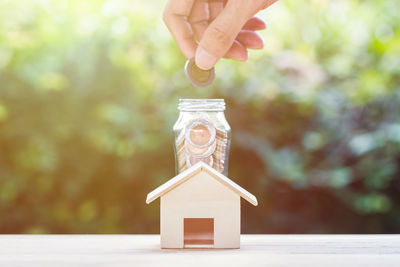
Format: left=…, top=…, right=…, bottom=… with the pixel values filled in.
left=185, top=139, right=216, bottom=157
left=185, top=119, right=215, bottom=144
left=190, top=125, right=211, bottom=146
left=187, top=154, right=213, bottom=167
left=185, top=119, right=216, bottom=158
left=185, top=58, right=215, bottom=87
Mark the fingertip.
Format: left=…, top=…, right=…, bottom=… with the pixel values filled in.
left=259, top=36, right=265, bottom=49
left=226, top=50, right=248, bottom=61
left=236, top=31, right=265, bottom=50
left=223, top=41, right=248, bottom=61
left=181, top=41, right=197, bottom=60
left=251, top=35, right=264, bottom=50
left=243, top=49, right=249, bottom=61
left=183, top=49, right=196, bottom=60
left=243, top=17, right=267, bottom=31
left=239, top=50, right=249, bottom=62
left=195, top=46, right=218, bottom=70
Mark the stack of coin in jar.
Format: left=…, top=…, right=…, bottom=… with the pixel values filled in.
left=175, top=118, right=228, bottom=174
left=213, top=128, right=228, bottom=173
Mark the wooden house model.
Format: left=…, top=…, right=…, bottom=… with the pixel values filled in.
left=146, top=162, right=258, bottom=249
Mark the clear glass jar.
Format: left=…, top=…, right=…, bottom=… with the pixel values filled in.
left=173, top=99, right=231, bottom=176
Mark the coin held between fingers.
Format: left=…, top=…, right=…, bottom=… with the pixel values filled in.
left=185, top=58, right=215, bottom=87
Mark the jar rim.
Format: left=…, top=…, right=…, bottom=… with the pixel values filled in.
left=178, top=98, right=225, bottom=111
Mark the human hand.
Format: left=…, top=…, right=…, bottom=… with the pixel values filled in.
left=163, top=0, right=278, bottom=70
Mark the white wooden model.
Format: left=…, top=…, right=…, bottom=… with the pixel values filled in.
left=146, top=162, right=258, bottom=249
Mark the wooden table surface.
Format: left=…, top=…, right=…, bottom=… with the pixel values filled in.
left=1, top=234, right=400, bottom=266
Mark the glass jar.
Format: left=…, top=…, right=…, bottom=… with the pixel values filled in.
left=173, top=99, right=231, bottom=176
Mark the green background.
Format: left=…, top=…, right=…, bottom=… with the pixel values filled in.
left=1, top=0, right=400, bottom=234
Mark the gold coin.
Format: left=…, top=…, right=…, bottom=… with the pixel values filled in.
left=190, top=63, right=210, bottom=82
left=185, top=58, right=215, bottom=87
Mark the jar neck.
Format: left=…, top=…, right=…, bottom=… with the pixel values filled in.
left=178, top=99, right=225, bottom=112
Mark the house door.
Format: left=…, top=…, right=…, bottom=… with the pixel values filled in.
left=183, top=218, right=214, bottom=248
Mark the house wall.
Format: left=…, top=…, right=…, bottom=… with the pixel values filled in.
left=160, top=171, right=240, bottom=248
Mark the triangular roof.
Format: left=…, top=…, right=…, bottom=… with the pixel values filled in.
left=146, top=162, right=258, bottom=206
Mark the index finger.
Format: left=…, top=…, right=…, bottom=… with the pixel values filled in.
left=163, top=0, right=197, bottom=59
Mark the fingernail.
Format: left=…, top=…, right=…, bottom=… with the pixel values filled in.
left=195, top=47, right=217, bottom=70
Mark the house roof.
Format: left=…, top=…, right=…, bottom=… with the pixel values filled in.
left=146, top=162, right=258, bottom=206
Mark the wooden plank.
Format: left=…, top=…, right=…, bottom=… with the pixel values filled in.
left=0, top=235, right=399, bottom=266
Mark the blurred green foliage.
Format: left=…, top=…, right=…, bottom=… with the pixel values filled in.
left=0, top=0, right=400, bottom=234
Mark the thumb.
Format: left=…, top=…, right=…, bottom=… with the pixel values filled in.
left=195, top=1, right=249, bottom=70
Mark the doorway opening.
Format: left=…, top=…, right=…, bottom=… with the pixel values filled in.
left=184, top=218, right=214, bottom=248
